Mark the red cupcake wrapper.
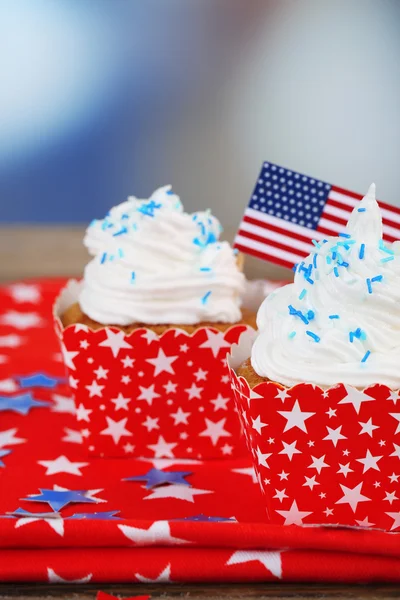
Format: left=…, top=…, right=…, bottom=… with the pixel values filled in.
left=228, top=331, right=400, bottom=532
left=54, top=280, right=253, bottom=459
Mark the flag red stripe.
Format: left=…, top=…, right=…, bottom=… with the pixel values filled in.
left=234, top=243, right=293, bottom=271
left=320, top=212, right=347, bottom=227
left=331, top=184, right=400, bottom=218
left=330, top=185, right=363, bottom=201
left=242, top=215, right=315, bottom=245
left=326, top=198, right=354, bottom=212
left=237, top=229, right=308, bottom=259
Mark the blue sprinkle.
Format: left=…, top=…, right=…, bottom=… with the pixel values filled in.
left=357, top=208, right=366, bottom=212
left=233, top=249, right=239, bottom=255
left=359, top=244, right=365, bottom=259
left=329, top=314, right=339, bottom=319
left=332, top=251, right=337, bottom=260
left=379, top=240, right=394, bottom=255
left=326, top=256, right=332, bottom=265
left=200, top=267, right=212, bottom=272
left=307, top=310, right=315, bottom=321
left=118, top=248, right=124, bottom=258
left=361, top=350, right=371, bottom=363
left=288, top=305, right=309, bottom=325
left=305, top=277, right=314, bottom=285
left=299, top=289, right=307, bottom=300
left=113, top=226, right=128, bottom=237
left=313, top=253, right=318, bottom=269
left=288, top=331, right=296, bottom=339
left=121, top=213, right=129, bottom=220
left=360, top=330, right=367, bottom=340
left=339, top=233, right=351, bottom=238
left=366, top=278, right=372, bottom=294
left=371, top=275, right=383, bottom=282
left=381, top=256, right=394, bottom=263
left=333, top=267, right=339, bottom=277
left=312, top=240, right=321, bottom=249
left=100, top=253, right=107, bottom=264
left=201, top=291, right=212, bottom=305
left=166, top=189, right=174, bottom=195
left=306, top=331, right=320, bottom=343
left=292, top=263, right=298, bottom=272
left=131, top=272, right=136, bottom=282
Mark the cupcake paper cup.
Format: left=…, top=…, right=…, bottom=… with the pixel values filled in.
left=228, top=330, right=400, bottom=532
left=54, top=279, right=256, bottom=459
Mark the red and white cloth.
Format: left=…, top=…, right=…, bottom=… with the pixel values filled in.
left=1, top=279, right=400, bottom=583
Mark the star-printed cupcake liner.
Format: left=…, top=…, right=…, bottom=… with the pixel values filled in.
left=228, top=330, right=400, bottom=532
left=53, top=280, right=256, bottom=459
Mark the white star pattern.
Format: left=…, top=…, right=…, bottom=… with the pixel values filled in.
left=273, top=488, right=289, bottom=502
left=226, top=550, right=282, bottom=579
left=38, top=455, right=88, bottom=476
left=8, top=283, right=41, bottom=303
left=384, top=491, right=399, bottom=505
left=135, top=564, right=171, bottom=583
left=390, top=443, right=400, bottom=460
left=163, top=381, right=177, bottom=394
left=199, top=418, right=231, bottom=446
left=337, top=462, right=354, bottom=478
left=0, top=311, right=43, bottom=329
left=210, top=394, right=230, bottom=411
left=137, top=384, right=160, bottom=406
left=170, top=407, right=190, bottom=425
left=279, top=441, right=301, bottom=461
left=338, top=385, right=374, bottom=414
left=356, top=449, right=383, bottom=474
left=199, top=330, right=230, bottom=357
left=47, top=568, right=92, bottom=583
left=146, top=349, right=178, bottom=376
left=99, top=329, right=132, bottom=357
left=0, top=428, right=25, bottom=448
left=256, top=446, right=272, bottom=469
left=185, top=383, right=203, bottom=400
left=85, top=380, right=104, bottom=398
left=232, top=467, right=257, bottom=484
left=100, top=417, right=132, bottom=445
left=278, top=401, right=315, bottom=433
left=308, top=455, right=329, bottom=474
left=336, top=483, right=371, bottom=513
left=390, top=413, right=400, bottom=435
left=194, top=368, right=207, bottom=381
left=323, top=425, right=347, bottom=447
left=15, top=514, right=64, bottom=536
left=61, top=344, right=78, bottom=371
left=276, top=500, right=312, bottom=525
left=144, top=485, right=213, bottom=503
left=0, top=335, right=23, bottom=348
left=303, top=475, right=319, bottom=490
left=143, top=416, right=159, bottom=432
left=62, top=428, right=83, bottom=444
left=76, top=404, right=92, bottom=422
left=51, top=394, right=75, bottom=415
left=0, top=378, right=18, bottom=392
left=94, top=365, right=108, bottom=379
left=119, top=521, right=190, bottom=545
left=275, top=388, right=291, bottom=403
left=359, top=418, right=379, bottom=437
left=385, top=511, right=400, bottom=531
left=250, top=415, right=267, bottom=435
left=147, top=435, right=177, bottom=458
left=111, top=393, right=131, bottom=411
left=121, top=356, right=134, bottom=368
left=387, top=391, right=399, bottom=404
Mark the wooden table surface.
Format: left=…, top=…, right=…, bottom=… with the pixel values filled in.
left=0, top=227, right=397, bottom=597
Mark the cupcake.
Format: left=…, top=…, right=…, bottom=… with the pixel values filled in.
left=229, top=184, right=400, bottom=531
left=55, top=185, right=255, bottom=459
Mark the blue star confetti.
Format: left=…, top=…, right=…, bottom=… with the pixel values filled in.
left=67, top=511, right=121, bottom=520
left=175, top=514, right=236, bottom=522
left=17, top=373, right=64, bottom=389
left=22, top=489, right=97, bottom=512
left=0, top=449, right=11, bottom=467
left=124, top=468, right=192, bottom=489
left=0, top=393, right=50, bottom=415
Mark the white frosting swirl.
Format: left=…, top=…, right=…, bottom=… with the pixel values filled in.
left=252, top=184, right=400, bottom=389
left=79, top=185, right=245, bottom=325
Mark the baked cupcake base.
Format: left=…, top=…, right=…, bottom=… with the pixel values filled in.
left=236, top=357, right=269, bottom=388
left=62, top=302, right=257, bottom=334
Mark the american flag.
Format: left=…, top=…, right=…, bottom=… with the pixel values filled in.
left=234, top=162, right=400, bottom=271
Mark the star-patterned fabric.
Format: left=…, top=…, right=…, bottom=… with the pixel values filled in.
left=1, top=280, right=400, bottom=583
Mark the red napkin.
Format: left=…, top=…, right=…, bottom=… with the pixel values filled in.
left=0, top=279, right=400, bottom=584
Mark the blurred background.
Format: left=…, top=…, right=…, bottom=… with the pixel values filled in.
left=1, top=0, right=400, bottom=280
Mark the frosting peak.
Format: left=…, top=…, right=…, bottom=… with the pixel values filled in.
left=79, top=186, right=245, bottom=326
left=252, top=184, right=400, bottom=389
